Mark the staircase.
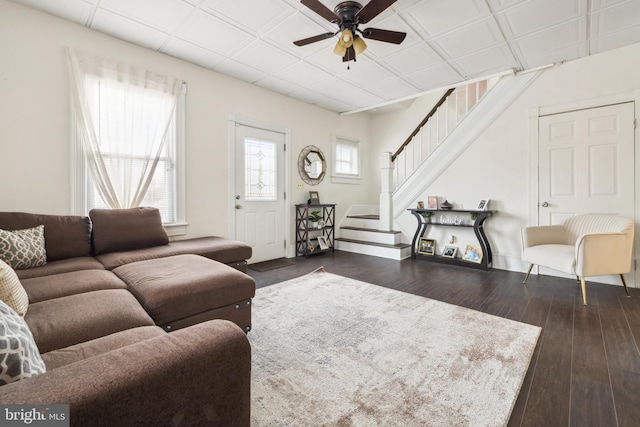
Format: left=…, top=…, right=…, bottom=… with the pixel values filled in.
left=334, top=70, right=543, bottom=260
left=335, top=213, right=412, bottom=260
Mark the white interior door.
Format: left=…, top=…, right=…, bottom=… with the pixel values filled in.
left=234, top=125, right=285, bottom=264
left=538, top=102, right=635, bottom=284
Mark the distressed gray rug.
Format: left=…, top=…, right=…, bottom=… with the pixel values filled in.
left=249, top=268, right=541, bottom=427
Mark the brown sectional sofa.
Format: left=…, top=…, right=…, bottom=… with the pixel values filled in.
left=0, top=208, right=255, bottom=426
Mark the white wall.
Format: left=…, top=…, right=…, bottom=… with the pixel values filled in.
left=371, top=41, right=640, bottom=272
left=0, top=1, right=372, bottom=248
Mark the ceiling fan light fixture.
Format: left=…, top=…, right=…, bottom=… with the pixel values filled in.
left=353, top=36, right=367, bottom=54
left=338, top=28, right=354, bottom=47
left=333, top=41, right=347, bottom=56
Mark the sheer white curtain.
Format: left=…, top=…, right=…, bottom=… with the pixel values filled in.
left=66, top=48, right=182, bottom=209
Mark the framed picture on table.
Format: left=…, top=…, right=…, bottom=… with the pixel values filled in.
left=308, top=191, right=320, bottom=205
left=476, top=199, right=489, bottom=211
left=427, top=196, right=438, bottom=210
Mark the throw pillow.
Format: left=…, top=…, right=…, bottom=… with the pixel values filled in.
left=0, top=259, right=28, bottom=317
left=0, top=225, right=47, bottom=270
left=0, top=300, right=46, bottom=385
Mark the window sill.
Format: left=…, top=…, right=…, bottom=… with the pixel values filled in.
left=331, top=175, right=361, bottom=184
left=164, top=222, right=188, bottom=237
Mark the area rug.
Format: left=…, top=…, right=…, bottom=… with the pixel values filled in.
left=249, top=268, right=541, bottom=427
left=249, top=257, right=297, bottom=272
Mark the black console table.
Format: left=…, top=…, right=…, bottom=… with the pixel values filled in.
left=409, top=209, right=495, bottom=271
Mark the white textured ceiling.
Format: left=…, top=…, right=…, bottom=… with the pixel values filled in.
left=10, top=0, right=640, bottom=113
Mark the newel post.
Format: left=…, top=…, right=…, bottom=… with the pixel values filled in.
left=379, top=152, right=394, bottom=231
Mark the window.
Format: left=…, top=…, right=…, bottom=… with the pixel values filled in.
left=331, top=135, right=361, bottom=184
left=83, top=85, right=186, bottom=224
left=68, top=49, right=186, bottom=230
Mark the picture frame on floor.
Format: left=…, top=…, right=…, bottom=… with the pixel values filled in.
left=418, top=238, right=436, bottom=256
left=442, top=246, right=458, bottom=258
left=462, top=244, right=483, bottom=263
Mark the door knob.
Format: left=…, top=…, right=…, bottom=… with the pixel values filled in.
left=235, top=204, right=243, bottom=210
left=540, top=202, right=549, bottom=207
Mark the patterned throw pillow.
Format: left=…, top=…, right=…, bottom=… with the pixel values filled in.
left=0, top=300, right=46, bottom=385
left=0, top=259, right=28, bottom=316
left=0, top=225, right=47, bottom=270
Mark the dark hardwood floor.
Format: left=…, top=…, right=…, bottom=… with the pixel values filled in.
left=247, top=251, right=640, bottom=427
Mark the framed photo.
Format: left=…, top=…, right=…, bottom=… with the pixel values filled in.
left=462, top=244, right=483, bottom=263
left=317, top=236, right=329, bottom=250
left=308, top=191, right=320, bottom=205
left=476, top=199, right=489, bottom=211
left=417, top=201, right=424, bottom=209
left=427, top=196, right=438, bottom=210
left=417, top=238, right=436, bottom=256
left=442, top=246, right=458, bottom=258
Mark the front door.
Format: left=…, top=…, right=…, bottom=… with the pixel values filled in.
left=234, top=124, right=286, bottom=264
left=538, top=102, right=635, bottom=284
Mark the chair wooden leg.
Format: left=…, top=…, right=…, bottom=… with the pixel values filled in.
left=523, top=264, right=534, bottom=284
left=620, top=274, right=631, bottom=298
left=580, top=277, right=587, bottom=306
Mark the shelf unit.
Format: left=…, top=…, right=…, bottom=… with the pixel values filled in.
left=295, top=204, right=336, bottom=257
left=409, top=208, right=495, bottom=270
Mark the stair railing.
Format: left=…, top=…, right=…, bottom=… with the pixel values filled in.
left=390, top=79, right=496, bottom=192
left=377, top=78, right=498, bottom=231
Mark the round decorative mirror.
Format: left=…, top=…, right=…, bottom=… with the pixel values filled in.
left=298, top=145, right=326, bottom=185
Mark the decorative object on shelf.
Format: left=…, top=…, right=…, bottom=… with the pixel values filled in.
left=427, top=196, right=438, bottom=210
left=440, top=215, right=463, bottom=226
left=317, top=236, right=330, bottom=250
left=418, top=238, right=436, bottom=256
left=417, top=201, right=424, bottom=209
left=298, top=145, right=326, bottom=186
left=442, top=246, right=458, bottom=258
left=476, top=199, right=490, bottom=211
left=463, top=245, right=483, bottom=264
left=420, top=211, right=433, bottom=222
left=308, top=191, right=321, bottom=205
left=317, top=219, right=326, bottom=229
left=309, top=210, right=322, bottom=229
left=440, top=200, right=453, bottom=210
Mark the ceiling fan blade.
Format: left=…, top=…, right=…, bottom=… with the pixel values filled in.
left=342, top=46, right=356, bottom=62
left=293, top=32, right=336, bottom=46
left=301, top=0, right=340, bottom=23
left=362, top=27, right=406, bottom=44
left=355, top=0, right=398, bottom=23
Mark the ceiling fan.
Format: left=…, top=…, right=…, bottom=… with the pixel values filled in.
left=294, top=0, right=407, bottom=64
